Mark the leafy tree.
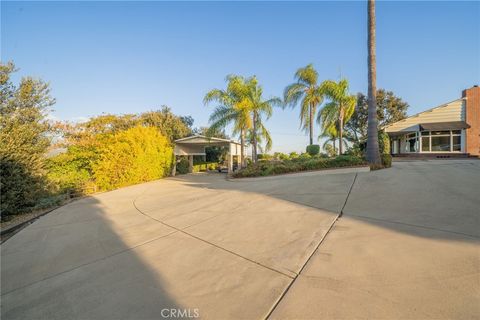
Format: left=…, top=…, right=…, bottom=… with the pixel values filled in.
left=318, top=79, right=356, bottom=155
left=192, top=126, right=228, bottom=139
left=367, top=0, right=381, bottom=165
left=0, top=62, right=56, bottom=217
left=139, top=106, right=192, bottom=141
left=284, top=64, right=324, bottom=146
left=58, top=106, right=192, bottom=145
left=179, top=115, right=194, bottom=129
left=346, top=89, right=408, bottom=142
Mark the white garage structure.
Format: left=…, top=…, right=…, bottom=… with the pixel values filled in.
left=174, top=135, right=243, bottom=174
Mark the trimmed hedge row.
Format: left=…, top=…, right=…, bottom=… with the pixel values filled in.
left=47, top=126, right=174, bottom=193
left=176, top=160, right=218, bottom=174
left=193, top=162, right=217, bottom=173
left=233, top=155, right=367, bottom=178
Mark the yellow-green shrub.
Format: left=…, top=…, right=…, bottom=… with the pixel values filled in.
left=93, top=126, right=173, bottom=190
left=193, top=162, right=218, bottom=173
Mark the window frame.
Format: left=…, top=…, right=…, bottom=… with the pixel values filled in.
left=418, top=130, right=462, bottom=153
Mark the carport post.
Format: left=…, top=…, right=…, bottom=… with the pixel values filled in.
left=171, top=155, right=177, bottom=176
left=188, top=155, right=193, bottom=173
left=227, top=153, right=233, bottom=173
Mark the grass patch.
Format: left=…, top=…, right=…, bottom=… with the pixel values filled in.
left=232, top=155, right=367, bottom=178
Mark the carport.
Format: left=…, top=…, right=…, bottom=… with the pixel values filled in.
left=173, top=135, right=243, bottom=174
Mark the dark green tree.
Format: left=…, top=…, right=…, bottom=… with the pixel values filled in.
left=346, top=89, right=408, bottom=142
left=1, top=62, right=56, bottom=217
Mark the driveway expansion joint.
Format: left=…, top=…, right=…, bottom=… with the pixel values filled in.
left=0, top=229, right=179, bottom=297
left=132, top=198, right=295, bottom=280
left=264, top=172, right=359, bottom=319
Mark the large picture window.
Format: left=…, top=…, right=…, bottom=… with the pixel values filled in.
left=419, top=130, right=462, bottom=152
left=431, top=136, right=450, bottom=151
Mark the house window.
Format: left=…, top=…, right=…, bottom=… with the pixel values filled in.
left=421, top=137, right=430, bottom=151
left=452, top=135, right=461, bottom=151
left=431, top=136, right=450, bottom=151
left=419, top=130, right=462, bottom=152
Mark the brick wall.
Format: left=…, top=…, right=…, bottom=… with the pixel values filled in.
left=463, top=86, right=480, bottom=156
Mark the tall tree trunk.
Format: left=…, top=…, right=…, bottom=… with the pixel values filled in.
left=333, top=138, right=336, bottom=155
left=240, top=128, right=245, bottom=168
left=367, top=0, right=381, bottom=164
left=309, top=104, right=314, bottom=145
left=339, top=117, right=344, bottom=155
left=252, top=112, right=258, bottom=163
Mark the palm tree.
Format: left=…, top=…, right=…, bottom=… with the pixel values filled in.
left=319, top=79, right=356, bottom=155
left=284, top=64, right=324, bottom=146
left=367, top=0, right=381, bottom=164
left=204, top=75, right=251, bottom=168
left=244, top=76, right=281, bottom=162
left=319, top=124, right=354, bottom=156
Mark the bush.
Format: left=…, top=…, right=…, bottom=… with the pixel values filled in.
left=46, top=150, right=94, bottom=195
left=175, top=158, right=189, bottom=174
left=298, top=152, right=311, bottom=160
left=93, top=126, right=173, bottom=190
left=381, top=153, right=392, bottom=168
left=257, top=154, right=272, bottom=161
left=378, top=131, right=391, bottom=155
left=358, top=131, right=391, bottom=156
left=233, top=155, right=367, bottom=178
left=306, top=144, right=320, bottom=156
left=192, top=162, right=217, bottom=173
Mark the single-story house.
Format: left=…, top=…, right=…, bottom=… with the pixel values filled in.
left=173, top=135, right=243, bottom=173
left=384, top=86, right=479, bottom=157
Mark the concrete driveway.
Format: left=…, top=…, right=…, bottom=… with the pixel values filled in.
left=1, top=160, right=479, bottom=319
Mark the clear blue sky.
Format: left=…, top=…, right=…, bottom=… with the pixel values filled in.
left=2, top=1, right=479, bottom=152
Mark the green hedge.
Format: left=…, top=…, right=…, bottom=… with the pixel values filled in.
left=176, top=158, right=189, bottom=175
left=381, top=154, right=392, bottom=168
left=92, top=127, right=173, bottom=191
left=378, top=131, right=391, bottom=155
left=193, top=162, right=217, bottom=173
left=306, top=144, right=320, bottom=156
left=47, top=126, right=174, bottom=193
left=233, top=155, right=367, bottom=178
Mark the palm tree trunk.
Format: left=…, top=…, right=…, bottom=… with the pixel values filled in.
left=309, top=104, right=314, bottom=145
left=252, top=112, right=258, bottom=163
left=240, top=128, right=245, bottom=168
left=367, top=0, right=381, bottom=164
left=339, top=117, right=344, bottom=155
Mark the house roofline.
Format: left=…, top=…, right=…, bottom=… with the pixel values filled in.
left=383, top=98, right=463, bottom=130
left=174, top=134, right=241, bottom=145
